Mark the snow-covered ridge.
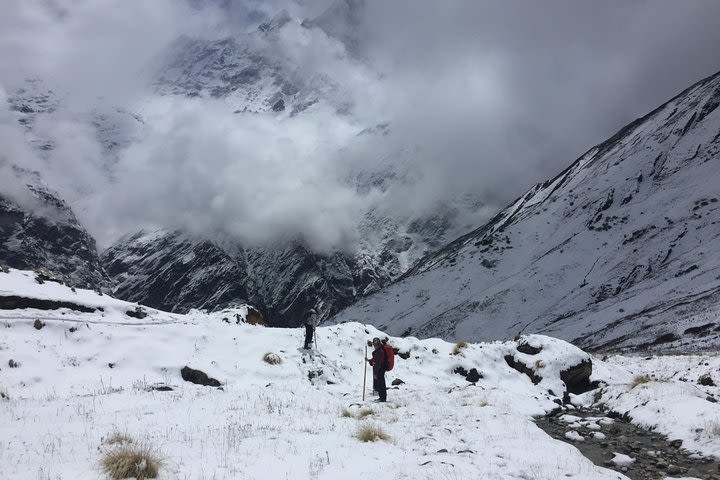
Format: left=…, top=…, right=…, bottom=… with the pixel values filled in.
left=1, top=267, right=718, bottom=479
left=334, top=69, right=720, bottom=352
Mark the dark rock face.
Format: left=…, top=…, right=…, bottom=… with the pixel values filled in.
left=504, top=355, right=542, bottom=385
left=0, top=169, right=109, bottom=289
left=180, top=366, right=221, bottom=387
left=560, top=359, right=595, bottom=394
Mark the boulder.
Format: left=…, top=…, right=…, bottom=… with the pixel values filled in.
left=180, top=366, right=221, bottom=387
left=561, top=359, right=596, bottom=394
left=698, top=374, right=715, bottom=386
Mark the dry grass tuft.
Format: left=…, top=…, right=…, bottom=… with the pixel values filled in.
left=629, top=374, right=652, bottom=389
left=451, top=341, right=468, bottom=355
left=263, top=352, right=282, bottom=365
left=355, top=424, right=390, bottom=442
left=100, top=442, right=163, bottom=480
left=355, top=407, right=374, bottom=419
left=340, top=407, right=354, bottom=418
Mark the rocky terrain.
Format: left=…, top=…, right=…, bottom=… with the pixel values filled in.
left=0, top=167, right=108, bottom=289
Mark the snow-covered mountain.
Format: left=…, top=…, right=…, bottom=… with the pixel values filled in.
left=102, top=230, right=250, bottom=313
left=2, top=267, right=718, bottom=479
left=0, top=167, right=109, bottom=289
left=333, top=70, right=720, bottom=352
left=154, top=9, right=352, bottom=116
left=102, top=230, right=393, bottom=326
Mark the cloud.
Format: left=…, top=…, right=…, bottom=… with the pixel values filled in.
left=85, top=97, right=377, bottom=252
left=1, top=0, right=720, bottom=253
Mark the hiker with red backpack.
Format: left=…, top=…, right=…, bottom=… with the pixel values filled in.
left=365, top=337, right=395, bottom=402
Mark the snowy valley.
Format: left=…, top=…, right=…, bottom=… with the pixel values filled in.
left=1, top=268, right=718, bottom=480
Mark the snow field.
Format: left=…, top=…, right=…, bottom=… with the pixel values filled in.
left=0, top=269, right=718, bottom=479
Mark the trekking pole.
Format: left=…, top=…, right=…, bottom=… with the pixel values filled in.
left=314, top=327, right=318, bottom=351
left=362, top=344, right=368, bottom=401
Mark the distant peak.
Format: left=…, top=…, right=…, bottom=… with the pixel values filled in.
left=258, top=9, right=292, bottom=34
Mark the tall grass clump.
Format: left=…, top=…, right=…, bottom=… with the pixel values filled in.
left=355, top=424, right=390, bottom=442
left=100, top=434, right=163, bottom=480
left=451, top=341, right=468, bottom=355
left=629, top=374, right=652, bottom=389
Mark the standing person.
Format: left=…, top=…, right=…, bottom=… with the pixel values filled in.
left=303, top=307, right=320, bottom=349
left=366, top=337, right=387, bottom=402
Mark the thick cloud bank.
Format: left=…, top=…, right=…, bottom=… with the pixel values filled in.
left=1, top=0, right=719, bottom=251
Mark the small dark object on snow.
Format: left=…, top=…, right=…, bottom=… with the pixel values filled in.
left=698, top=374, right=715, bottom=386
left=516, top=341, right=542, bottom=355
left=391, top=378, right=405, bottom=386
left=108, top=363, right=115, bottom=369
left=33, top=319, right=45, bottom=330
left=180, top=366, right=221, bottom=387
left=69, top=326, right=77, bottom=332
left=126, top=306, right=147, bottom=319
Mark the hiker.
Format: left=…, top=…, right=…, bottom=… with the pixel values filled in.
left=303, top=307, right=320, bottom=349
left=366, top=337, right=387, bottom=402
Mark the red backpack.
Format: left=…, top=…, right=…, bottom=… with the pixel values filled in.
left=383, top=343, right=395, bottom=371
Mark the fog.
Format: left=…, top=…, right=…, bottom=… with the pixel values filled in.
left=2, top=0, right=719, bottom=251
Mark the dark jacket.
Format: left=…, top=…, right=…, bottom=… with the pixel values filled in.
left=369, top=346, right=387, bottom=375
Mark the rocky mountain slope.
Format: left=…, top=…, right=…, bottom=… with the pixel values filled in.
left=332, top=70, right=720, bottom=352
left=101, top=230, right=391, bottom=325
left=0, top=167, right=109, bottom=289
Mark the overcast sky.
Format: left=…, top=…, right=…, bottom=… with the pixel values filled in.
left=1, top=0, right=719, bottom=251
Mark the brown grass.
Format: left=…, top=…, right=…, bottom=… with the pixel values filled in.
left=340, top=407, right=354, bottom=418
left=263, top=352, right=282, bottom=365
left=451, top=341, right=468, bottom=355
left=100, top=443, right=163, bottom=480
left=629, top=374, right=652, bottom=389
left=355, top=424, right=390, bottom=442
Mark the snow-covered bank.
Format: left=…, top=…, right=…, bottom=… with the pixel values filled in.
left=1, top=269, right=718, bottom=479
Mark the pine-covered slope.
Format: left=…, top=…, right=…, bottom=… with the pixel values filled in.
left=333, top=70, right=720, bottom=352
left=0, top=167, right=109, bottom=289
